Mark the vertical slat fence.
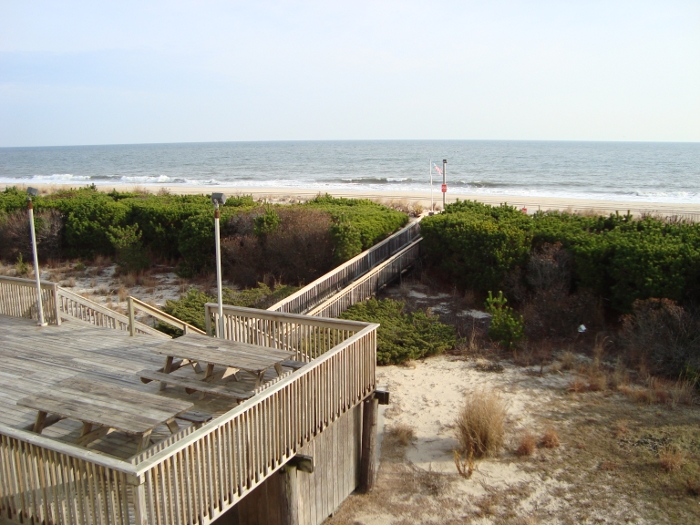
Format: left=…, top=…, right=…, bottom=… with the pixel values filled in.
left=0, top=276, right=59, bottom=325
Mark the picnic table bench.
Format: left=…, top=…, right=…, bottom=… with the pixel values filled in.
left=142, top=334, right=296, bottom=396
left=17, top=376, right=194, bottom=453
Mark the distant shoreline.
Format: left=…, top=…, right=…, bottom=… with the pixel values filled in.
left=4, top=182, right=700, bottom=219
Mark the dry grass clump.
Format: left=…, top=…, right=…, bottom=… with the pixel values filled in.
left=558, top=350, right=576, bottom=370
left=613, top=420, right=629, bottom=438
left=515, top=431, right=537, bottom=456
left=658, top=445, right=684, bottom=473
left=387, top=423, right=416, bottom=447
left=117, top=286, right=128, bottom=302
left=685, top=476, right=700, bottom=496
left=617, top=384, right=649, bottom=404
left=93, top=254, right=111, bottom=268
left=409, top=464, right=451, bottom=496
left=567, top=377, right=587, bottom=393
left=618, top=377, right=696, bottom=406
left=122, top=272, right=138, bottom=288
left=455, top=389, right=507, bottom=459
left=669, top=379, right=696, bottom=406
left=587, top=372, right=608, bottom=392
left=540, top=427, right=560, bottom=449
left=599, top=461, right=619, bottom=472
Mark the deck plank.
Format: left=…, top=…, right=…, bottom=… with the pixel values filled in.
left=0, top=315, right=250, bottom=460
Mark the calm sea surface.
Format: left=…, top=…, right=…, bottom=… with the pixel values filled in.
left=1, top=140, right=699, bottom=203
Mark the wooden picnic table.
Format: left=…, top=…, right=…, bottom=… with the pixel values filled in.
left=151, top=333, right=295, bottom=388
left=17, top=376, right=194, bottom=453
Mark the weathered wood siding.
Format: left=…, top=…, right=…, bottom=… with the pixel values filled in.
left=219, top=403, right=362, bottom=525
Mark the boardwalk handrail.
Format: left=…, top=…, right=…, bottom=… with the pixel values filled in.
left=127, top=296, right=206, bottom=336
left=204, top=303, right=368, bottom=359
left=0, top=275, right=60, bottom=324
left=56, top=286, right=170, bottom=339
left=0, top=307, right=377, bottom=525
left=267, top=219, right=421, bottom=314
left=307, top=237, right=422, bottom=318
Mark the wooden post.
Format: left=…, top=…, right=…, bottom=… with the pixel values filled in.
left=53, top=283, right=61, bottom=325
left=205, top=304, right=213, bottom=336
left=132, top=480, right=149, bottom=525
left=279, top=465, right=299, bottom=525
left=128, top=296, right=135, bottom=336
left=359, top=395, right=378, bottom=493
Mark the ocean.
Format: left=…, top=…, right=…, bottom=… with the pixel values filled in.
left=1, top=140, right=699, bottom=204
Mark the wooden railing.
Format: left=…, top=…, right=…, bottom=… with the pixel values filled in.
left=0, top=276, right=60, bottom=325
left=204, top=304, right=368, bottom=361
left=127, top=296, right=206, bottom=337
left=0, top=424, right=141, bottom=525
left=307, top=238, right=422, bottom=318
left=0, top=309, right=377, bottom=525
left=267, top=219, right=421, bottom=314
left=56, top=287, right=170, bottom=339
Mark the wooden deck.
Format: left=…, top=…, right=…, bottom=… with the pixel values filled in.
left=0, top=315, right=285, bottom=461
left=0, top=302, right=377, bottom=525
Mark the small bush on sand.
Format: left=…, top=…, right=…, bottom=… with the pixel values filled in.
left=340, top=298, right=457, bottom=365
left=558, top=350, right=577, bottom=370
left=658, top=445, right=684, bottom=473
left=485, top=291, right=525, bottom=349
left=387, top=423, right=416, bottom=447
left=455, top=389, right=507, bottom=459
left=516, top=431, right=537, bottom=456
left=540, top=427, right=560, bottom=449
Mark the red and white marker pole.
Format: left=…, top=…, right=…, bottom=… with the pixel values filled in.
left=442, top=159, right=447, bottom=210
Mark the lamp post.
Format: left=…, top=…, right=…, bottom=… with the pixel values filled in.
left=211, top=193, right=227, bottom=338
left=27, top=187, right=46, bottom=326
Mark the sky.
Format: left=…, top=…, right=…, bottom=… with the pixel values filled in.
left=1, top=0, right=699, bottom=147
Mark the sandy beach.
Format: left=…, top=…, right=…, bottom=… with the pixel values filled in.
left=5, top=182, right=700, bottom=219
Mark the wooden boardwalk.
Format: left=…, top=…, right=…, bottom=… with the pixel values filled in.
left=0, top=315, right=277, bottom=461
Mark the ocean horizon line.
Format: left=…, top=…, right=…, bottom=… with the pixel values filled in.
left=2, top=138, right=700, bottom=150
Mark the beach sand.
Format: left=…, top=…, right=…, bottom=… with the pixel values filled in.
left=4, top=182, right=700, bottom=218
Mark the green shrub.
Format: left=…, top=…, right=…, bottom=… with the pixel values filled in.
left=420, top=201, right=700, bottom=315
left=50, top=192, right=129, bottom=258
left=329, top=219, right=363, bottom=263
left=485, top=291, right=525, bottom=349
left=107, top=224, right=150, bottom=273
left=421, top=205, right=532, bottom=293
left=177, top=213, right=215, bottom=274
left=339, top=298, right=457, bottom=365
left=307, top=194, right=408, bottom=262
left=253, top=207, right=281, bottom=238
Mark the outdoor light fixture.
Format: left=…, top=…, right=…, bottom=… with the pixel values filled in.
left=211, top=193, right=227, bottom=206
left=27, top=187, right=46, bottom=326
left=212, top=193, right=227, bottom=338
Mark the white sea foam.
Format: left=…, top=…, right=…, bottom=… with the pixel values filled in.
left=32, top=174, right=92, bottom=182
left=119, top=175, right=174, bottom=183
